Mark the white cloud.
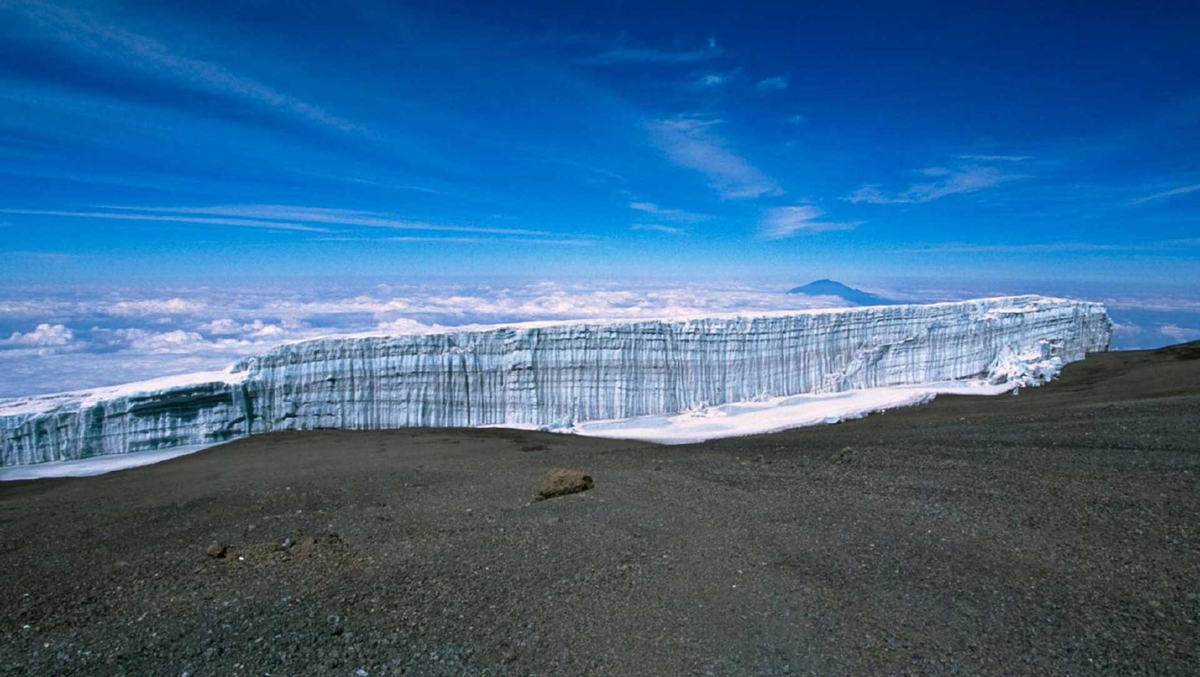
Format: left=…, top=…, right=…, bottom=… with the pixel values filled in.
left=107, top=298, right=209, bottom=316
left=7, top=251, right=80, bottom=265
left=845, top=165, right=1026, bottom=204
left=207, top=318, right=242, bottom=335
left=3, top=323, right=74, bottom=347
left=647, top=118, right=783, bottom=199
left=123, top=329, right=210, bottom=353
left=7, top=280, right=1199, bottom=399
left=787, top=114, right=807, bottom=125
left=628, top=201, right=712, bottom=223
left=690, top=67, right=743, bottom=88
left=100, top=205, right=556, bottom=236
left=0, top=209, right=329, bottom=233
left=0, top=282, right=879, bottom=397
left=3, top=204, right=589, bottom=242
left=90, top=327, right=262, bottom=354
left=311, top=236, right=595, bottom=246
left=1130, top=183, right=1200, bottom=205
left=891, top=240, right=1194, bottom=254
left=1158, top=324, right=1200, bottom=343
left=756, top=76, right=788, bottom=91
left=758, top=205, right=861, bottom=240
left=206, top=318, right=286, bottom=338
left=956, top=154, right=1031, bottom=162
left=631, top=223, right=686, bottom=235
left=1110, top=322, right=1142, bottom=336
left=582, top=37, right=723, bottom=65
left=8, top=1, right=363, bottom=133
left=375, top=318, right=439, bottom=334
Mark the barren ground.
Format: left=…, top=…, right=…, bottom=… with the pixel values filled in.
left=1, top=343, right=1197, bottom=676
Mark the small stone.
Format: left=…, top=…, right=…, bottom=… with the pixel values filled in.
left=328, top=614, right=344, bottom=636
left=537, top=468, right=593, bottom=500
left=205, top=542, right=227, bottom=559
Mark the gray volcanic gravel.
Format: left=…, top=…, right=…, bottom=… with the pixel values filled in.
left=0, top=343, right=1197, bottom=676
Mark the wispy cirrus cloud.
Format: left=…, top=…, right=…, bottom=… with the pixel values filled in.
left=845, top=165, right=1026, bottom=204
left=647, top=118, right=783, bottom=200
left=100, top=205, right=556, bottom=236
left=7, top=251, right=81, bottom=265
left=1130, top=183, right=1200, bottom=205
left=891, top=240, right=1200, bottom=254
left=758, top=205, right=861, bottom=240
left=581, top=36, right=723, bottom=65
left=310, top=236, right=596, bottom=246
left=690, top=67, right=743, bottom=88
left=956, top=154, right=1032, bottom=162
left=0, top=208, right=331, bottom=233
left=631, top=223, right=686, bottom=235
left=756, top=76, right=788, bottom=91
left=3, top=0, right=364, bottom=134
left=628, top=201, right=713, bottom=223
left=1, top=205, right=586, bottom=240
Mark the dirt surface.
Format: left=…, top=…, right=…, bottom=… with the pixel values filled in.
left=1, top=343, right=1198, bottom=676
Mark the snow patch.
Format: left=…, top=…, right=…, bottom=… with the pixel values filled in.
left=565, top=380, right=1016, bottom=444
left=0, top=444, right=218, bottom=481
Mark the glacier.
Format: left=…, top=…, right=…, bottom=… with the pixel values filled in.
left=0, top=295, right=1111, bottom=468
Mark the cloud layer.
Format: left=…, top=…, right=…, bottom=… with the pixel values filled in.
left=0, top=281, right=857, bottom=397
left=1, top=279, right=1194, bottom=399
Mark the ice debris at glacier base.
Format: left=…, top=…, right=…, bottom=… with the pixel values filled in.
left=0, top=295, right=1112, bottom=470
left=0, top=444, right=216, bottom=481
left=566, top=380, right=1016, bottom=444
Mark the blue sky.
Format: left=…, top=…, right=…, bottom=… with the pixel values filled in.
left=0, top=0, right=1197, bottom=283
left=0, top=1, right=1199, bottom=395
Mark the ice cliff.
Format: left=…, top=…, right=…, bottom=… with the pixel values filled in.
left=0, top=296, right=1112, bottom=466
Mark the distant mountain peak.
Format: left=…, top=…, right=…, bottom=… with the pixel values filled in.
left=787, top=279, right=896, bottom=306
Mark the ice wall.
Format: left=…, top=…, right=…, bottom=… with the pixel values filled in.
left=0, top=296, right=1112, bottom=466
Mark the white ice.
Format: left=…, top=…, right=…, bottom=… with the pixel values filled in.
left=1, top=379, right=1020, bottom=479
left=0, top=444, right=218, bottom=481
left=565, top=380, right=1018, bottom=444
left=1, top=295, right=1111, bottom=468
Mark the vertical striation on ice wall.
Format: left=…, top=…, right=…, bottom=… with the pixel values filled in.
left=0, top=296, right=1112, bottom=466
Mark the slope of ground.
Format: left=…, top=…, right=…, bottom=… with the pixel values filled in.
left=0, top=343, right=1197, bottom=676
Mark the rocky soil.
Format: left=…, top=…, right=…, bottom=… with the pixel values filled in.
left=0, top=343, right=1197, bottom=676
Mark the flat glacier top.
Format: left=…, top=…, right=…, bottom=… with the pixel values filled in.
left=280, top=294, right=1075, bottom=340
left=0, top=369, right=246, bottom=417
left=0, top=295, right=1094, bottom=417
